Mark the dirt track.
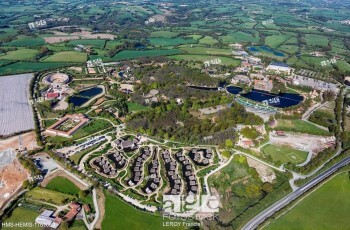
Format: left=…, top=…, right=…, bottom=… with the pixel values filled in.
left=95, top=189, right=105, bottom=229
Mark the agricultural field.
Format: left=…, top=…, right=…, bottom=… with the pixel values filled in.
left=43, top=51, right=87, bottom=63
left=68, top=39, right=107, bottom=49
left=0, top=62, right=72, bottom=75
left=0, top=49, right=38, bottom=61
left=112, top=49, right=182, bottom=61
left=220, top=32, right=260, bottom=44
left=265, top=35, right=291, bottom=48
left=267, top=172, right=350, bottom=230
left=304, top=34, right=329, bottom=47
left=199, top=36, right=219, bottom=45
left=273, top=120, right=331, bottom=136
left=149, top=37, right=196, bottom=47
left=149, top=31, right=179, bottom=38
left=4, top=36, right=45, bottom=47
left=262, top=144, right=308, bottom=165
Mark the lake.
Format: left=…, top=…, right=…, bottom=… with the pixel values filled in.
left=226, top=86, right=303, bottom=108
left=69, top=86, right=103, bottom=107
left=248, top=45, right=285, bottom=57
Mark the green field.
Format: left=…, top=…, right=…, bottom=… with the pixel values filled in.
left=0, top=49, right=38, bottom=61
left=5, top=36, right=45, bottom=47
left=262, top=144, right=308, bottom=164
left=304, top=34, right=329, bottom=47
left=265, top=35, right=291, bottom=48
left=45, top=176, right=81, bottom=195
left=0, top=62, right=72, bottom=75
left=170, top=54, right=241, bottom=66
left=149, top=31, right=179, bottom=38
left=150, top=37, right=196, bottom=47
left=180, top=46, right=232, bottom=55
left=68, top=39, right=107, bottom=49
left=220, top=32, right=260, bottom=43
left=43, top=51, right=87, bottom=63
left=102, top=193, right=187, bottom=230
left=3, top=207, right=41, bottom=230
left=199, top=36, right=218, bottom=45
left=112, top=49, right=182, bottom=61
left=267, top=172, right=350, bottom=230
left=25, top=187, right=75, bottom=205
left=127, top=102, right=150, bottom=112
left=274, top=120, right=331, bottom=136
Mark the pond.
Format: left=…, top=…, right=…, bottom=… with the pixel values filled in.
left=226, top=86, right=303, bottom=108
left=69, top=86, right=103, bottom=107
left=248, top=45, right=285, bottom=57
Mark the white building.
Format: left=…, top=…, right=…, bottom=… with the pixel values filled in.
left=266, top=62, right=291, bottom=75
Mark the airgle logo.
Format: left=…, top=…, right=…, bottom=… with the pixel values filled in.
left=163, top=194, right=220, bottom=214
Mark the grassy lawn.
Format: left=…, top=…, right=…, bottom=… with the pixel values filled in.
left=3, top=207, right=41, bottom=230
left=0, top=49, right=38, bottom=61
left=102, top=193, right=187, bottom=230
left=274, top=119, right=331, bottom=136
left=45, top=176, right=81, bottom=195
left=127, top=102, right=150, bottom=112
left=25, top=187, right=75, bottom=205
left=262, top=144, right=308, bottom=164
left=72, top=119, right=111, bottom=139
left=43, top=51, right=87, bottom=63
left=267, top=172, right=350, bottom=230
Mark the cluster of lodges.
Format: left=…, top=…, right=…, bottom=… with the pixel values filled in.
left=143, top=153, right=161, bottom=194
left=115, top=136, right=140, bottom=152
left=93, top=156, right=117, bottom=177
left=175, top=151, right=198, bottom=195
left=162, top=150, right=182, bottom=195
left=189, top=148, right=213, bottom=166
left=107, top=150, right=127, bottom=170
left=127, top=147, right=152, bottom=186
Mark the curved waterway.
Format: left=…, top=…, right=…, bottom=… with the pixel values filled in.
left=226, top=86, right=303, bottom=108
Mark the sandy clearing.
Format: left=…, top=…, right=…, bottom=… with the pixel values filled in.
left=0, top=156, right=29, bottom=209
left=247, top=157, right=276, bottom=183
left=0, top=132, right=39, bottom=151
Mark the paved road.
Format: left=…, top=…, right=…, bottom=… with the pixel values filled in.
left=242, top=156, right=350, bottom=230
